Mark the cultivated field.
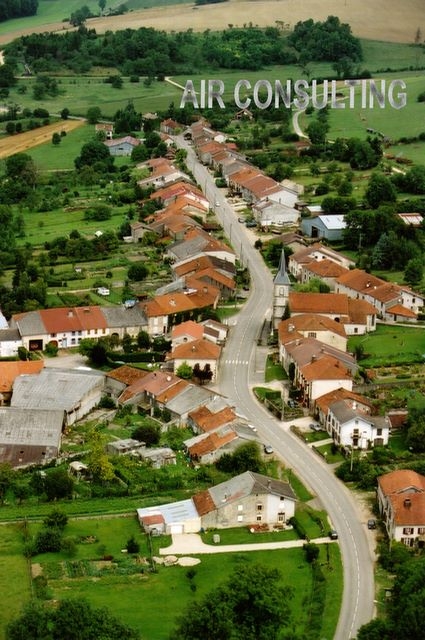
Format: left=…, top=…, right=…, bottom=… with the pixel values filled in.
left=0, top=0, right=423, bottom=45
left=0, top=119, right=84, bottom=159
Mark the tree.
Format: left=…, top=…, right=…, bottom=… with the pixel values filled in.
left=98, top=0, right=106, bottom=14
left=86, top=429, right=115, bottom=483
left=365, top=172, right=397, bottom=209
left=52, top=131, right=61, bottom=145
left=356, top=618, right=392, bottom=640
left=173, top=563, right=293, bottom=640
left=35, top=527, right=63, bottom=553
left=404, top=257, right=423, bottom=287
left=86, top=106, right=102, bottom=124
left=216, top=441, right=263, bottom=474
left=60, top=107, right=70, bottom=120
left=132, top=422, right=160, bottom=446
left=127, top=262, right=148, bottom=281
left=176, top=361, right=193, bottom=379
left=44, top=468, right=74, bottom=501
left=126, top=535, right=140, bottom=554
left=43, top=508, right=68, bottom=530
left=121, top=332, right=133, bottom=353
left=75, top=139, right=112, bottom=170
left=406, top=416, right=425, bottom=452
left=136, top=330, right=150, bottom=349
left=0, top=463, right=14, bottom=505
left=7, top=598, right=141, bottom=640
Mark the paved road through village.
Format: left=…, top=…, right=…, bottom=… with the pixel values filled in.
left=175, top=134, right=375, bottom=640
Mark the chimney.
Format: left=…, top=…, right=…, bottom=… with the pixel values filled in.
left=311, top=355, right=316, bottom=363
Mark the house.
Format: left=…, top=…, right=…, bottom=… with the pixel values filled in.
left=104, top=136, right=142, bottom=156
left=201, top=318, right=229, bottom=345
left=11, top=368, right=105, bottom=426
left=166, top=228, right=236, bottom=265
left=193, top=471, right=297, bottom=530
left=315, top=388, right=388, bottom=448
left=0, top=407, right=64, bottom=467
left=160, top=118, right=180, bottom=135
left=0, top=328, right=22, bottom=357
left=253, top=199, right=299, bottom=230
left=171, top=320, right=204, bottom=347
left=288, top=243, right=355, bottom=279
left=299, top=353, right=353, bottom=408
left=138, top=446, right=176, bottom=468
left=184, top=424, right=238, bottom=464
left=278, top=315, right=348, bottom=353
left=377, top=470, right=425, bottom=546
left=0, top=360, right=44, bottom=405
left=142, top=281, right=220, bottom=336
left=95, top=123, right=113, bottom=139
left=288, top=292, right=377, bottom=334
left=335, top=268, right=424, bottom=321
left=158, top=383, right=218, bottom=426
left=300, top=258, right=349, bottom=290
left=301, top=214, right=346, bottom=241
left=106, top=438, right=146, bottom=456
left=166, top=338, right=221, bottom=382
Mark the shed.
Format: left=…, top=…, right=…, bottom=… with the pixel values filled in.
left=301, top=215, right=346, bottom=241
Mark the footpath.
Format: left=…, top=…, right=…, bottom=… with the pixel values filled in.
left=160, top=532, right=335, bottom=555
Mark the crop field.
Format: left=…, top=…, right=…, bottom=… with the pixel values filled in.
left=0, top=0, right=423, bottom=46
left=0, top=119, right=84, bottom=160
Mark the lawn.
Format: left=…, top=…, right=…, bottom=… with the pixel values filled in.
left=265, top=355, right=288, bottom=382
left=21, top=122, right=96, bottom=171
left=348, top=324, right=425, bottom=367
left=0, top=524, right=32, bottom=636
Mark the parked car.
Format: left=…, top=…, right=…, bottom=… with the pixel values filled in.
left=309, top=423, right=321, bottom=432
left=263, top=444, right=274, bottom=454
left=367, top=519, right=377, bottom=530
left=238, top=217, right=245, bottom=223
left=245, top=220, right=257, bottom=227
left=328, top=529, right=338, bottom=540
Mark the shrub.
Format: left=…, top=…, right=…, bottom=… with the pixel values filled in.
left=126, top=536, right=140, bottom=554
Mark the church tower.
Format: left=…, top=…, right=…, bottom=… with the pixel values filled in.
left=273, top=249, right=291, bottom=329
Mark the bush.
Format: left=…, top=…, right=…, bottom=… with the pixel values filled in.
left=126, top=536, right=140, bottom=554
left=288, top=516, right=307, bottom=539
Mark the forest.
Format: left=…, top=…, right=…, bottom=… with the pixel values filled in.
left=3, top=16, right=363, bottom=75
left=0, top=0, right=37, bottom=22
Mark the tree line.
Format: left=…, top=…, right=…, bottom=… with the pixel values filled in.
left=3, top=16, right=362, bottom=75
left=0, top=0, right=37, bottom=23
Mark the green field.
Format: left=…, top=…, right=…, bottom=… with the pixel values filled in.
left=348, top=324, right=425, bottom=366
left=0, top=0, right=189, bottom=37
left=0, top=515, right=342, bottom=640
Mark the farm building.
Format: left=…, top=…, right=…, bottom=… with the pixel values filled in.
left=11, top=368, right=105, bottom=425
left=301, top=215, right=346, bottom=241
left=0, top=407, right=64, bottom=467
left=104, top=136, right=142, bottom=156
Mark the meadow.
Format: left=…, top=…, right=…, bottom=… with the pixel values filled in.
left=0, top=515, right=342, bottom=640
left=348, top=324, right=425, bottom=367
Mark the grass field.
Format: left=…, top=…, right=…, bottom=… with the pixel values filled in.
left=0, top=514, right=342, bottom=640
left=348, top=324, right=425, bottom=367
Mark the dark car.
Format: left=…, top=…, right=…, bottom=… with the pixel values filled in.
left=367, top=519, right=377, bottom=530
left=245, top=220, right=257, bottom=227
left=328, top=529, right=338, bottom=540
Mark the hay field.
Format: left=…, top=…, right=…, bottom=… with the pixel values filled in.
left=0, top=119, right=84, bottom=159
left=0, top=0, right=423, bottom=45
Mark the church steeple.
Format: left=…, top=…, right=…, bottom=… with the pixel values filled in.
left=273, top=249, right=291, bottom=329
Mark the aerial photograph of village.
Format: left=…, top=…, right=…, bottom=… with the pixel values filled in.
left=0, top=0, right=424, bottom=638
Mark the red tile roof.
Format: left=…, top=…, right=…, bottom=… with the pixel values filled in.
left=172, top=321, right=204, bottom=341
left=167, top=338, right=221, bottom=361
left=301, top=354, right=351, bottom=381
left=391, top=492, right=425, bottom=527
left=289, top=292, right=349, bottom=315
left=106, top=365, right=149, bottom=385
left=38, top=306, right=107, bottom=333
left=0, top=360, right=44, bottom=393
left=378, top=470, right=425, bottom=496
left=188, top=429, right=237, bottom=457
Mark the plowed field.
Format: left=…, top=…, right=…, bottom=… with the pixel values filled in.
left=0, top=119, right=84, bottom=159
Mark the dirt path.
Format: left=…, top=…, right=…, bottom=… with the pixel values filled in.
left=0, top=119, right=84, bottom=159
left=0, top=0, right=422, bottom=45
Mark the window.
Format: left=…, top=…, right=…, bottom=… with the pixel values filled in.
left=403, top=527, right=414, bottom=535
left=238, top=504, right=243, bottom=512
left=377, top=428, right=382, bottom=436
left=354, top=327, right=358, bottom=334
left=257, top=503, right=263, bottom=512
left=256, top=515, right=262, bottom=522
left=308, top=332, right=316, bottom=338
left=278, top=512, right=285, bottom=522
left=237, top=515, right=243, bottom=522
left=418, top=528, right=425, bottom=535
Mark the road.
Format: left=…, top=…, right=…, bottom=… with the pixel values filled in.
left=175, top=134, right=375, bottom=639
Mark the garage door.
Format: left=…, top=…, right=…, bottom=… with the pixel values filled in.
left=170, top=524, right=183, bottom=534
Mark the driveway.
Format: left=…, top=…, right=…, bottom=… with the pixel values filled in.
left=160, top=532, right=335, bottom=555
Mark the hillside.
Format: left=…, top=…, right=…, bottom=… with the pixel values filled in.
left=0, top=0, right=423, bottom=45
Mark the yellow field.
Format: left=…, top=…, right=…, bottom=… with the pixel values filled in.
left=0, top=0, right=423, bottom=45
left=0, top=119, right=84, bottom=159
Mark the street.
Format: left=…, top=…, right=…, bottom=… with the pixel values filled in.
left=176, top=134, right=375, bottom=639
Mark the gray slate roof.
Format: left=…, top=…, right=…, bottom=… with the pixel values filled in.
left=11, top=368, right=104, bottom=411
left=208, top=470, right=296, bottom=507
left=165, top=384, right=214, bottom=415
left=101, top=305, right=147, bottom=328
left=274, top=250, right=291, bottom=286
left=0, top=407, right=63, bottom=448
